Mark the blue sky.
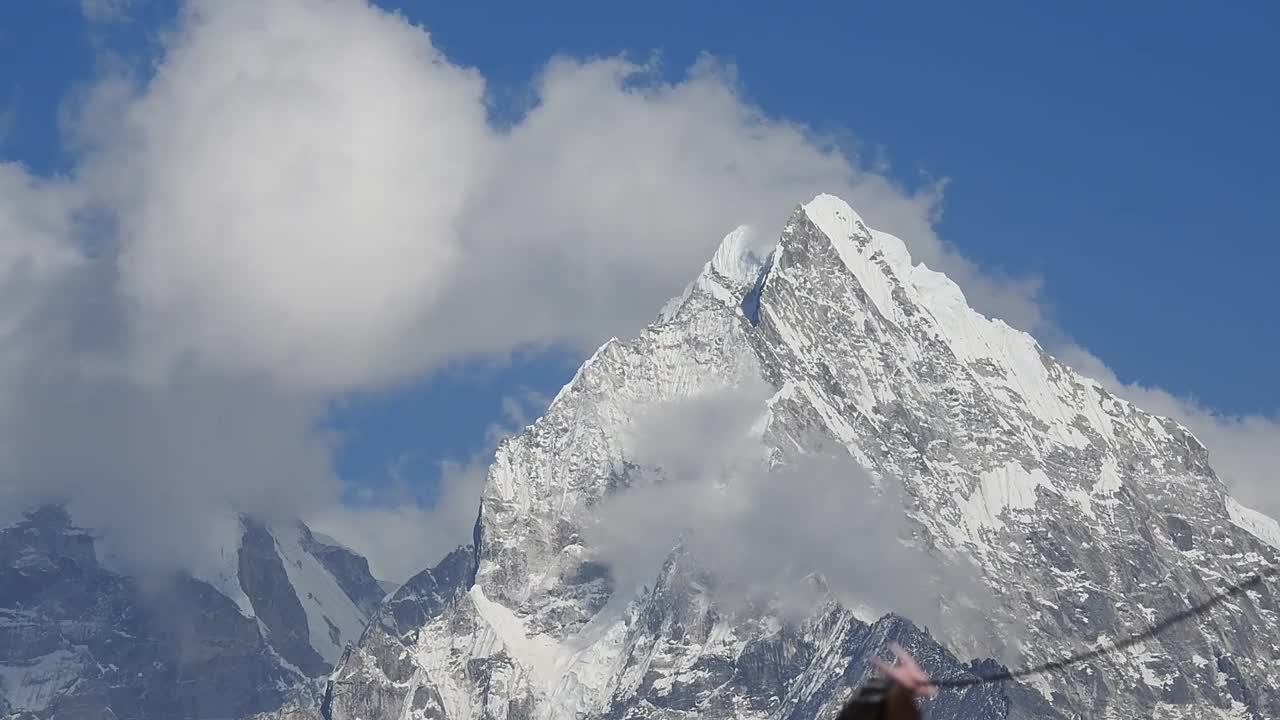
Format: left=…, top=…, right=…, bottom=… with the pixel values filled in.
left=404, top=1, right=1280, bottom=409
left=1, top=1, right=1277, bottom=570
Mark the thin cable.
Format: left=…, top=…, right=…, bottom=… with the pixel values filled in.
left=931, top=563, right=1279, bottom=689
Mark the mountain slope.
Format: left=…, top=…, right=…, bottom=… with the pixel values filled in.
left=321, top=195, right=1280, bottom=719
left=0, top=506, right=383, bottom=719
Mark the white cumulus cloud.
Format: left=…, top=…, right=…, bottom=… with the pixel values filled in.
left=68, top=0, right=1042, bottom=392
left=79, top=0, right=493, bottom=389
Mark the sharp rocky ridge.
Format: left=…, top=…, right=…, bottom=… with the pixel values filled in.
left=306, top=194, right=1280, bottom=720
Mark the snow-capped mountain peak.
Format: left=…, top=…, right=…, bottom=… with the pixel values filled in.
left=659, top=224, right=772, bottom=323
left=321, top=194, right=1280, bottom=720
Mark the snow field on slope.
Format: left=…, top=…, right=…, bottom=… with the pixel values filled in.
left=467, top=585, right=633, bottom=719
left=274, top=522, right=369, bottom=664
left=801, top=194, right=1114, bottom=453
left=1226, top=496, right=1280, bottom=550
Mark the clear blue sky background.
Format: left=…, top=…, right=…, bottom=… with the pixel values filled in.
left=3, top=1, right=1276, bottom=503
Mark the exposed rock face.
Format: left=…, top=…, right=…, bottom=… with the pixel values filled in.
left=0, top=507, right=382, bottom=719
left=321, top=195, right=1280, bottom=719
left=300, top=526, right=386, bottom=618
left=241, top=517, right=331, bottom=678
left=319, top=546, right=479, bottom=720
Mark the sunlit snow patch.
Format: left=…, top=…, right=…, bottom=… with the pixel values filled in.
left=958, top=462, right=1050, bottom=537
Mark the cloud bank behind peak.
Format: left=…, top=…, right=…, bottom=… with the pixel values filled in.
left=1, top=0, right=1271, bottom=583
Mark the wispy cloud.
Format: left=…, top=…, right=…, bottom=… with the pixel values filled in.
left=80, top=0, right=139, bottom=24
left=310, top=387, right=551, bottom=582
left=583, top=381, right=996, bottom=645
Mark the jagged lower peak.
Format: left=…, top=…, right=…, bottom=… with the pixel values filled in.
left=709, top=224, right=770, bottom=288
left=658, top=225, right=772, bottom=322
